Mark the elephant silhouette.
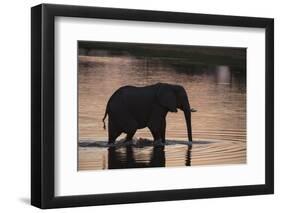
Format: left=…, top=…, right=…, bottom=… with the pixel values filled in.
left=102, top=83, right=196, bottom=145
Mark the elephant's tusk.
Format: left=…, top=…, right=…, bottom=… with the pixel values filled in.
left=190, top=108, right=197, bottom=112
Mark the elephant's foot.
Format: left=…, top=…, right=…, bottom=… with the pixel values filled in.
left=107, top=142, right=116, bottom=147
left=123, top=139, right=133, bottom=146
left=186, top=141, right=193, bottom=146
left=154, top=139, right=165, bottom=147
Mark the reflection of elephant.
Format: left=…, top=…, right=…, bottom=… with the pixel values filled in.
left=185, top=145, right=192, bottom=166
left=107, top=144, right=193, bottom=169
left=107, top=145, right=165, bottom=169
left=102, top=83, right=195, bottom=144
left=149, top=146, right=165, bottom=167
left=108, top=146, right=136, bottom=169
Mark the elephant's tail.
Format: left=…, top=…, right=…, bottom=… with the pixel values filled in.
left=102, top=105, right=108, bottom=130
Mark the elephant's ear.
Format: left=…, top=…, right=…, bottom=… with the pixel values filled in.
left=157, top=86, right=178, bottom=112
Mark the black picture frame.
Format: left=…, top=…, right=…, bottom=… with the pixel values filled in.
left=31, top=3, right=274, bottom=209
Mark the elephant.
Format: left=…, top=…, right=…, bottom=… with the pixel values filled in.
left=102, top=83, right=196, bottom=145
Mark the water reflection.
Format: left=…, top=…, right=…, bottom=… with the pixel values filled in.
left=79, top=142, right=194, bottom=170
left=150, top=146, right=166, bottom=167
left=185, top=145, right=192, bottom=166
left=108, top=145, right=167, bottom=169
left=216, top=65, right=232, bottom=84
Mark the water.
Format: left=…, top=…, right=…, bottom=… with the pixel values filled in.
left=78, top=55, right=246, bottom=171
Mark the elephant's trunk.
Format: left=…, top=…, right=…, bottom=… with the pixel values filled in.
left=184, top=109, right=192, bottom=142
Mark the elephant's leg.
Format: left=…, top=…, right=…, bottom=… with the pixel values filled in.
left=108, top=129, right=121, bottom=144
left=160, top=119, right=166, bottom=143
left=124, top=119, right=138, bottom=142
left=108, top=132, right=121, bottom=144
left=108, top=118, right=122, bottom=144
left=148, top=124, right=161, bottom=141
left=148, top=127, right=164, bottom=147
left=125, top=130, right=136, bottom=142
left=148, top=105, right=167, bottom=143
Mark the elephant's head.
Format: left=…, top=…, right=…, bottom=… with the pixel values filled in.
left=156, top=83, right=194, bottom=142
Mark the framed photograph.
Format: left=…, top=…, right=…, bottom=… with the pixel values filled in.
left=31, top=4, right=274, bottom=209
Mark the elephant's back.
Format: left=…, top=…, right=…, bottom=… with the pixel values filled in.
left=107, top=86, right=138, bottom=110
left=119, top=85, right=156, bottom=102
left=108, top=85, right=157, bottom=128
left=109, top=85, right=138, bottom=102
